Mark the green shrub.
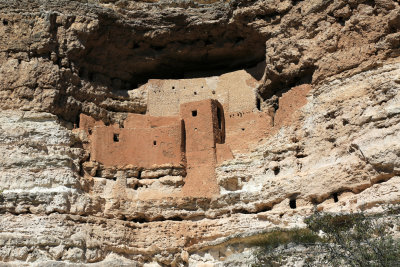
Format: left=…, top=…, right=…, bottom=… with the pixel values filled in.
left=253, top=212, right=400, bottom=267
left=306, top=213, right=400, bottom=267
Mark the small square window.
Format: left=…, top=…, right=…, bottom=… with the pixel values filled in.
left=113, top=133, right=119, bottom=142
left=192, top=110, right=197, bottom=117
left=153, top=140, right=157, bottom=145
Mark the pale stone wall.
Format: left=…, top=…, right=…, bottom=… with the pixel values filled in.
left=146, top=70, right=259, bottom=116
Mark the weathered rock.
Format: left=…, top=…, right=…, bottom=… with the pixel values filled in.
left=0, top=0, right=400, bottom=266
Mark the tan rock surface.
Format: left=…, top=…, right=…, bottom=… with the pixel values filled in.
left=0, top=0, right=400, bottom=266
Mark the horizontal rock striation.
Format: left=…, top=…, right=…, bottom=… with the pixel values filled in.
left=0, top=0, right=400, bottom=266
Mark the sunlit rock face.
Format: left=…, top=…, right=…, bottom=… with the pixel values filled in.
left=0, top=0, right=400, bottom=266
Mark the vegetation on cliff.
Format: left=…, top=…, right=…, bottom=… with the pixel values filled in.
left=253, top=211, right=400, bottom=267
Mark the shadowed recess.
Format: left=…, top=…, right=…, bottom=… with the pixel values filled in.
left=70, top=12, right=267, bottom=89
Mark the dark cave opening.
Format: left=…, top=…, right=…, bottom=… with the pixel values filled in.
left=261, top=65, right=316, bottom=99
left=68, top=13, right=267, bottom=92
left=256, top=98, right=261, bottom=111
left=273, top=166, right=280, bottom=176
left=49, top=9, right=268, bottom=125
left=332, top=192, right=339, bottom=203
left=289, top=198, right=297, bottom=209
left=76, top=53, right=266, bottom=91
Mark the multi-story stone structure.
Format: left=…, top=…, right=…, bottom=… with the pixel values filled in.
left=78, top=70, right=306, bottom=197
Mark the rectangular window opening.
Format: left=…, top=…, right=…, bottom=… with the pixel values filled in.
left=217, top=107, right=222, bottom=129
left=113, top=133, right=119, bottom=142
left=192, top=110, right=197, bottom=117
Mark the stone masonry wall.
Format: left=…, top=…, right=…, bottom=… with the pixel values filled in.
left=147, top=70, right=259, bottom=116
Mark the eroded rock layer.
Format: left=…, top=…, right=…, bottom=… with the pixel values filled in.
left=0, top=0, right=400, bottom=266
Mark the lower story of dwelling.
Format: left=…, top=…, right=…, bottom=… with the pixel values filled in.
left=77, top=98, right=273, bottom=197
left=79, top=98, right=273, bottom=169
left=75, top=85, right=310, bottom=198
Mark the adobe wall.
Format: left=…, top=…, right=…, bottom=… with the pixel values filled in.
left=79, top=114, right=105, bottom=135
left=124, top=114, right=180, bottom=128
left=274, top=84, right=312, bottom=128
left=88, top=114, right=184, bottom=169
left=224, top=111, right=273, bottom=152
left=77, top=84, right=311, bottom=198
left=220, top=85, right=311, bottom=153
left=146, top=70, right=259, bottom=116
left=179, top=99, right=221, bottom=197
left=80, top=82, right=311, bottom=176
left=180, top=99, right=224, bottom=154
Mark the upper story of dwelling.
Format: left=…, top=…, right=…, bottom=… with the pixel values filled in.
left=145, top=70, right=262, bottom=116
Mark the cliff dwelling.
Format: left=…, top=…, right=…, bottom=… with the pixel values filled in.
left=4, top=1, right=400, bottom=265
left=78, top=70, right=310, bottom=198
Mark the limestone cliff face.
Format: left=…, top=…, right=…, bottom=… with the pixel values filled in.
left=0, top=0, right=400, bottom=266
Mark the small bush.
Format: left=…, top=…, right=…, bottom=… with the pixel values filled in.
left=253, top=212, right=400, bottom=267
left=306, top=213, right=400, bottom=267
